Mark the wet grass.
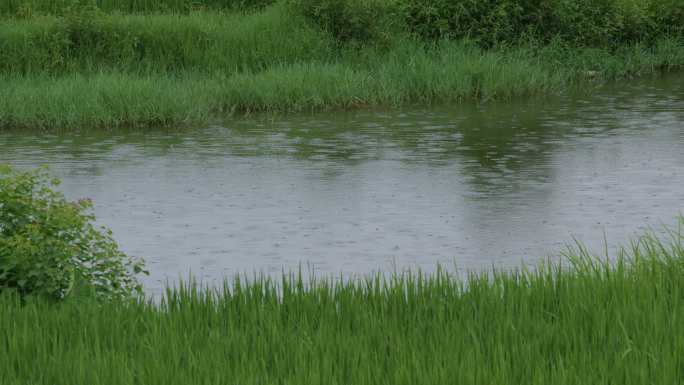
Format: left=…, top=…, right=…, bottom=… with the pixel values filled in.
left=2, top=228, right=684, bottom=384
left=0, top=6, right=334, bottom=75
left=0, top=43, right=559, bottom=129
left=1, top=38, right=683, bottom=130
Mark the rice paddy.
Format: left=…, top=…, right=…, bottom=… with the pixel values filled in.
left=2, top=227, right=683, bottom=384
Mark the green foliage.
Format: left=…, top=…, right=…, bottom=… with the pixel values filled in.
left=650, top=0, right=684, bottom=37
left=2, top=0, right=682, bottom=49
left=0, top=166, right=146, bottom=300
left=407, top=0, right=684, bottom=46
left=288, top=0, right=401, bottom=45
left=400, top=0, right=539, bottom=46
left=290, top=0, right=684, bottom=47
left=0, top=0, right=274, bottom=15
left=0, top=4, right=333, bottom=75
left=2, top=228, right=684, bottom=383
left=548, top=0, right=636, bottom=46
left=0, top=1, right=682, bottom=129
left=1, top=38, right=682, bottom=130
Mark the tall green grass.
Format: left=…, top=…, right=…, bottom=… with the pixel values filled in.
left=0, top=5, right=334, bottom=75
left=2, top=38, right=682, bottom=130
left=2, top=228, right=684, bottom=384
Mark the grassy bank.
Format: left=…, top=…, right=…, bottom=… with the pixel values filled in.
left=2, top=228, right=684, bottom=384
left=2, top=38, right=683, bottom=130
left=0, top=1, right=682, bottom=129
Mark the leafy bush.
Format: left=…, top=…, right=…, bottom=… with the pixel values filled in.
left=288, top=0, right=401, bottom=45
left=0, top=166, right=146, bottom=301
left=547, top=0, right=625, bottom=46
left=292, top=0, right=684, bottom=47
left=650, top=0, right=684, bottom=37
left=400, top=0, right=535, bottom=46
left=401, top=0, right=655, bottom=46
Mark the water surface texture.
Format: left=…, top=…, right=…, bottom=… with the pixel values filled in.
left=2, top=75, right=683, bottom=293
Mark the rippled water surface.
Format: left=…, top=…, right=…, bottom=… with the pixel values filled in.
left=2, top=75, right=683, bottom=293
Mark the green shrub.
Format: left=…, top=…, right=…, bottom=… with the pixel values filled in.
left=399, top=0, right=656, bottom=46
left=350, top=0, right=683, bottom=47
left=0, top=166, right=146, bottom=301
left=650, top=0, right=684, bottom=37
left=289, top=0, right=401, bottom=45
left=546, top=0, right=684, bottom=46
left=548, top=0, right=623, bottom=46
left=400, top=0, right=536, bottom=46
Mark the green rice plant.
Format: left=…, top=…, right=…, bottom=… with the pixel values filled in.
left=1, top=224, right=684, bottom=384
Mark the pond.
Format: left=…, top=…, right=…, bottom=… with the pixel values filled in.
left=2, top=74, right=683, bottom=293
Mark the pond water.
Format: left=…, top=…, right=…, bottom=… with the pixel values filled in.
left=1, top=74, right=683, bottom=293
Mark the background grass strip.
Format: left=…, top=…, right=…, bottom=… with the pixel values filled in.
left=2, top=39, right=682, bottom=130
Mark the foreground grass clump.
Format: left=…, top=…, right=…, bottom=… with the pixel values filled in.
left=2, top=227, right=684, bottom=384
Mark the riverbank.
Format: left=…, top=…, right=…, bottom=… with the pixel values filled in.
left=2, top=228, right=683, bottom=384
left=0, top=1, right=682, bottom=129
left=2, top=39, right=682, bottom=130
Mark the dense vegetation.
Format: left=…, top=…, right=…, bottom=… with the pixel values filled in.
left=293, top=0, right=684, bottom=47
left=0, top=0, right=682, bottom=129
left=2, top=226, right=684, bottom=384
left=0, top=166, right=146, bottom=300
left=2, top=0, right=682, bottom=46
left=0, top=0, right=274, bottom=14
